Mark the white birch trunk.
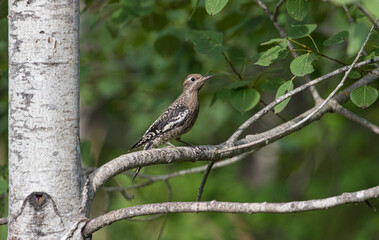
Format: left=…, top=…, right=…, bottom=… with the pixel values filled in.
left=8, top=0, right=83, bottom=239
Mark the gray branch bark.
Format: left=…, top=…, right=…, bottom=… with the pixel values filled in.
left=83, top=184, right=379, bottom=236
left=86, top=60, right=379, bottom=208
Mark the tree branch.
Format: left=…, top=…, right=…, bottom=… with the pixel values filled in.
left=0, top=217, right=7, bottom=225
left=342, top=5, right=354, bottom=24
left=226, top=58, right=379, bottom=145
left=196, top=162, right=215, bottom=201
left=86, top=59, right=379, bottom=209
left=253, top=0, right=322, bottom=101
left=356, top=3, right=379, bottom=30
left=222, top=52, right=243, bottom=80
left=272, top=0, right=286, bottom=22
left=289, top=21, right=375, bottom=130
left=334, top=105, right=379, bottom=134
left=104, top=154, right=248, bottom=192
left=83, top=185, right=379, bottom=236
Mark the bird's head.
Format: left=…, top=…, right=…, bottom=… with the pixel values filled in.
left=183, top=74, right=213, bottom=93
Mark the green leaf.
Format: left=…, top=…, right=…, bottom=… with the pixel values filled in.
left=216, top=88, right=231, bottom=100
left=255, top=46, right=288, bottom=66
left=323, top=31, right=349, bottom=46
left=154, top=34, right=181, bottom=58
left=274, top=81, right=294, bottom=113
left=205, top=0, right=229, bottom=15
left=347, top=22, right=371, bottom=55
left=261, top=38, right=288, bottom=48
left=186, top=30, right=224, bottom=55
left=350, top=85, right=378, bottom=108
left=229, top=87, right=260, bottom=113
left=211, top=88, right=230, bottom=105
left=0, top=177, right=8, bottom=195
left=286, top=0, right=309, bottom=21
left=290, top=53, right=317, bottom=76
left=260, top=78, right=286, bottom=92
left=348, top=70, right=361, bottom=79
left=287, top=24, right=317, bottom=39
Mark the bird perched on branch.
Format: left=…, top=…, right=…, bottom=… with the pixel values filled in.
left=130, top=73, right=213, bottom=180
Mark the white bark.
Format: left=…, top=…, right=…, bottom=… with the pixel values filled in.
left=8, top=0, right=83, bottom=239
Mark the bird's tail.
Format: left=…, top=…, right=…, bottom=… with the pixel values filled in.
left=130, top=138, right=146, bottom=150
left=132, top=167, right=141, bottom=181
left=131, top=141, right=153, bottom=181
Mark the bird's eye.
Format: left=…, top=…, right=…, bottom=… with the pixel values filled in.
left=190, top=77, right=195, bottom=81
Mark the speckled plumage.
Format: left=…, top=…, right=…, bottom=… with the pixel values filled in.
left=130, top=73, right=213, bottom=180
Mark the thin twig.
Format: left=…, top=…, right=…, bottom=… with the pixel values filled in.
left=89, top=61, right=379, bottom=201
left=220, top=72, right=379, bottom=154
left=253, top=0, right=322, bottom=101
left=102, top=191, right=110, bottom=214
left=226, top=57, right=379, bottom=145
left=334, top=105, right=379, bottom=134
left=0, top=217, right=7, bottom=225
left=157, top=180, right=172, bottom=240
left=272, top=0, right=286, bottom=21
left=364, top=200, right=377, bottom=212
left=356, top=3, right=379, bottom=30
left=260, top=98, right=287, bottom=123
left=368, top=70, right=379, bottom=77
left=104, top=154, right=247, bottom=191
left=342, top=5, right=354, bottom=24
left=288, top=38, right=347, bottom=66
left=83, top=184, right=379, bottom=236
left=196, top=162, right=215, bottom=201
left=222, top=52, right=243, bottom=80
left=289, top=21, right=376, bottom=130
left=157, top=213, right=168, bottom=240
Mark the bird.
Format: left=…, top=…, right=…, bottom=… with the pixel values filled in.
left=130, top=73, right=213, bottom=180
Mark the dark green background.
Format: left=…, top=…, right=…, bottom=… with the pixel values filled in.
left=0, top=0, right=378, bottom=239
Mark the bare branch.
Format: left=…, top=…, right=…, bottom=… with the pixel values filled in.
left=272, top=0, right=286, bottom=21
left=334, top=105, right=379, bottom=134
left=196, top=162, right=215, bottom=201
left=342, top=5, right=354, bottom=24
left=87, top=61, right=379, bottom=210
left=83, top=185, right=379, bottom=236
left=222, top=52, right=243, bottom=80
left=0, top=217, right=7, bottom=225
left=104, top=154, right=248, bottom=192
left=356, top=3, right=379, bottom=30
left=226, top=58, right=379, bottom=145
left=334, top=68, right=379, bottom=104
left=288, top=38, right=347, bottom=66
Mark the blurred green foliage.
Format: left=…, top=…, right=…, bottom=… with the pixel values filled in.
left=1, top=0, right=379, bottom=239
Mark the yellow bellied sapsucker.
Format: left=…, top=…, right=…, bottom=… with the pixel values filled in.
left=130, top=74, right=213, bottom=180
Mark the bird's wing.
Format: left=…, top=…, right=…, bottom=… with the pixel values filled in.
left=130, top=105, right=190, bottom=150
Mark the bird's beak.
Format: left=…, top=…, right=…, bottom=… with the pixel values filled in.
left=201, top=75, right=214, bottom=82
